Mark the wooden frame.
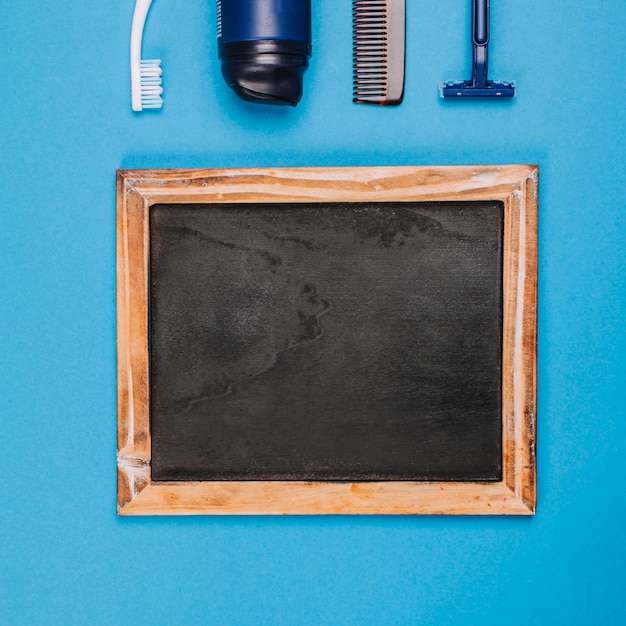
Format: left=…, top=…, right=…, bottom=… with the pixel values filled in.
left=117, top=165, right=537, bottom=515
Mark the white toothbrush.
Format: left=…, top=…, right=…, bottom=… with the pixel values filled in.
left=130, top=0, right=163, bottom=111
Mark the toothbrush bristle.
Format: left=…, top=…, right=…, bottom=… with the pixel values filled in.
left=140, top=59, right=163, bottom=109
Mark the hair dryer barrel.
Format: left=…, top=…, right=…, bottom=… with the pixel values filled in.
left=217, top=0, right=312, bottom=106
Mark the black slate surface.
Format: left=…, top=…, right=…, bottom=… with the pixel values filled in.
left=149, top=201, right=504, bottom=481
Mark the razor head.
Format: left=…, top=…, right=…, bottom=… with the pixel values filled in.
left=439, top=80, right=516, bottom=98
left=352, top=0, right=406, bottom=105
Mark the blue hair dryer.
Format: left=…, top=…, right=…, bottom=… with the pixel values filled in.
left=217, top=0, right=312, bottom=106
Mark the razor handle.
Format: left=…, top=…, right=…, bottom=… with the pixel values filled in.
left=472, top=0, right=489, bottom=87
left=217, top=0, right=312, bottom=106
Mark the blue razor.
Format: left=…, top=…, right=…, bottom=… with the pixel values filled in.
left=440, top=0, right=515, bottom=98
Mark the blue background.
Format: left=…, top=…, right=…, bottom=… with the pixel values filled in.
left=1, top=1, right=624, bottom=624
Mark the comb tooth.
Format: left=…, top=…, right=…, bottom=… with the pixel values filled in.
left=352, top=0, right=387, bottom=100
left=352, top=0, right=404, bottom=105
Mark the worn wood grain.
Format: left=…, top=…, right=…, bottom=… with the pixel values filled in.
left=116, top=165, right=538, bottom=515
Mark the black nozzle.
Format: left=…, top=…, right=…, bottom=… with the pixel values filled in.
left=219, top=40, right=311, bottom=106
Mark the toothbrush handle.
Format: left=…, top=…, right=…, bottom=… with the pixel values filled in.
left=131, top=0, right=154, bottom=66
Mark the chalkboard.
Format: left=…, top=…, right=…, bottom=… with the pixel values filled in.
left=117, top=166, right=537, bottom=514
left=149, top=201, right=503, bottom=482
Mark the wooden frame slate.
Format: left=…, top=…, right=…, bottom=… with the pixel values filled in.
left=117, top=165, right=537, bottom=515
